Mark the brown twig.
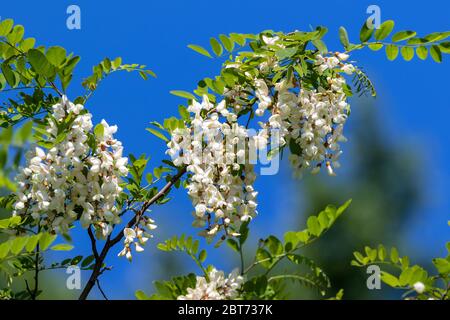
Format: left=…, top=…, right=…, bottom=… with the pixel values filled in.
left=78, top=166, right=187, bottom=300
left=87, top=226, right=99, bottom=260
left=96, top=279, right=109, bottom=300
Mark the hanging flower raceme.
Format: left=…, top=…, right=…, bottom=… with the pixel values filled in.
left=177, top=268, right=244, bottom=300
left=167, top=33, right=357, bottom=242
left=166, top=96, right=258, bottom=242
left=252, top=48, right=356, bottom=179
left=13, top=96, right=130, bottom=239
left=118, top=217, right=157, bottom=261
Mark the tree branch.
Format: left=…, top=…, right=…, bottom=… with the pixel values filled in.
left=78, top=166, right=187, bottom=300
left=87, top=226, right=99, bottom=260
left=96, top=279, right=109, bottom=300
left=31, top=243, right=40, bottom=300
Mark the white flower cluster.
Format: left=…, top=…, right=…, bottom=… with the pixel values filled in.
left=178, top=268, right=244, bottom=300
left=167, top=35, right=356, bottom=238
left=253, top=51, right=355, bottom=178
left=13, top=96, right=129, bottom=238
left=118, top=220, right=157, bottom=261
left=166, top=96, right=258, bottom=240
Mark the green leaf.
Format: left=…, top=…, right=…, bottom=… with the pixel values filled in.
left=1, top=63, right=18, bottom=87
left=378, top=245, right=387, bottom=261
left=439, top=42, right=450, bottom=54
left=336, top=199, right=352, bottom=217
left=178, top=105, right=190, bottom=120
left=0, top=216, right=21, bottom=229
left=399, top=267, right=415, bottom=286
left=111, top=57, right=122, bottom=69
left=219, top=34, right=234, bottom=52
left=256, top=248, right=272, bottom=268
left=25, top=234, right=41, bottom=252
left=0, top=19, right=14, bottom=37
left=146, top=128, right=169, bottom=142
left=187, top=44, right=212, bottom=58
left=265, top=236, right=283, bottom=255
left=19, top=37, right=36, bottom=52
left=368, top=43, right=383, bottom=51
left=139, top=70, right=148, bottom=80
left=360, top=19, right=374, bottom=42
left=385, top=45, right=399, bottom=61
left=296, top=230, right=310, bottom=243
left=339, top=27, right=350, bottom=49
left=46, top=46, right=67, bottom=67
left=50, top=243, right=74, bottom=251
left=430, top=45, right=442, bottom=63
left=401, top=46, right=414, bottom=61
left=10, top=236, right=29, bottom=255
left=390, top=247, right=399, bottom=263
left=307, top=216, right=322, bottom=236
left=275, top=47, right=297, bottom=60
left=392, top=31, right=417, bottom=42
left=381, top=271, right=400, bottom=287
left=312, top=39, right=327, bottom=53
left=0, top=241, right=11, bottom=259
left=284, top=231, right=300, bottom=250
left=353, top=251, right=365, bottom=264
left=230, top=33, right=246, bottom=46
left=209, top=38, right=223, bottom=57
left=170, top=90, right=196, bottom=100
left=191, top=240, right=199, bottom=254
left=71, top=255, right=83, bottom=265
left=81, top=255, right=95, bottom=267
left=424, top=32, right=450, bottom=42
left=0, top=74, right=6, bottom=90
left=6, top=25, right=24, bottom=44
left=146, top=173, right=154, bottom=184
left=15, top=120, right=33, bottom=144
left=38, top=232, right=57, bottom=251
left=198, top=249, right=207, bottom=263
left=28, top=49, right=54, bottom=77
left=375, top=20, right=395, bottom=41
left=135, top=290, right=151, bottom=300
left=433, top=258, right=450, bottom=274
left=416, top=46, right=428, bottom=60
left=94, top=123, right=104, bottom=138
left=226, top=239, right=239, bottom=252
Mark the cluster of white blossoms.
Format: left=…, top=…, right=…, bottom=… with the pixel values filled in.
left=178, top=268, right=244, bottom=300
left=12, top=96, right=129, bottom=239
left=253, top=50, right=355, bottom=178
left=166, top=96, right=258, bottom=241
left=118, top=218, right=157, bottom=261
left=167, top=34, right=356, bottom=238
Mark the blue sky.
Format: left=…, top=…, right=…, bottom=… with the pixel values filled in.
left=1, top=0, right=449, bottom=299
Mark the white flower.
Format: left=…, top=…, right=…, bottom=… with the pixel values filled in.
left=125, top=249, right=132, bottom=261
left=166, top=51, right=354, bottom=240
left=177, top=268, right=244, bottom=300
left=12, top=96, right=128, bottom=238
left=124, top=228, right=136, bottom=242
left=35, top=147, right=46, bottom=159
left=337, top=53, right=349, bottom=61
left=134, top=242, right=145, bottom=252
left=166, top=96, right=258, bottom=240
left=262, top=35, right=280, bottom=45
left=14, top=201, right=25, bottom=210
left=341, top=64, right=355, bottom=75
left=413, top=281, right=425, bottom=294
